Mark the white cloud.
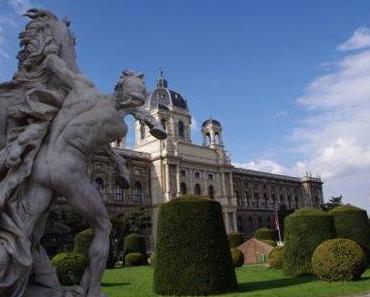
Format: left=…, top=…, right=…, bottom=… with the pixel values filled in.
left=8, top=0, right=32, bottom=15
left=337, top=27, right=370, bottom=51
left=274, top=110, right=288, bottom=119
left=191, top=117, right=199, bottom=131
left=233, top=160, right=288, bottom=175
left=292, top=27, right=370, bottom=211
left=235, top=27, right=370, bottom=212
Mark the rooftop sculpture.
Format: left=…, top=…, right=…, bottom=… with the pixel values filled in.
left=0, top=8, right=166, bottom=297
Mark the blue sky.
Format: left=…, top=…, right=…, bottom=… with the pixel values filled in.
left=1, top=0, right=370, bottom=211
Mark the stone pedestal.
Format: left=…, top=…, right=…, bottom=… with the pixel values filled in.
left=23, top=284, right=84, bottom=297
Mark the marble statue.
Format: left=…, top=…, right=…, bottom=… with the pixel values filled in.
left=0, top=8, right=166, bottom=297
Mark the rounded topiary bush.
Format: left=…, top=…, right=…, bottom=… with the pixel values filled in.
left=230, top=248, right=244, bottom=267
left=228, top=232, right=244, bottom=248
left=283, top=208, right=337, bottom=276
left=268, top=246, right=284, bottom=269
left=312, top=238, right=368, bottom=281
left=124, top=233, right=147, bottom=255
left=51, top=252, right=88, bottom=286
left=255, top=227, right=276, bottom=241
left=262, top=239, right=277, bottom=247
left=153, top=195, right=238, bottom=296
left=329, top=205, right=370, bottom=250
left=73, top=229, right=93, bottom=258
left=124, top=252, right=147, bottom=267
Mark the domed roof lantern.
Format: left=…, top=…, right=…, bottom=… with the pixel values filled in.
left=202, top=117, right=221, bottom=128
left=156, top=68, right=168, bottom=89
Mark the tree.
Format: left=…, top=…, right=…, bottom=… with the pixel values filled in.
left=111, top=205, right=152, bottom=257
left=324, top=195, right=343, bottom=211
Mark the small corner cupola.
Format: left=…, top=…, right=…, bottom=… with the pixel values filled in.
left=202, top=117, right=224, bottom=148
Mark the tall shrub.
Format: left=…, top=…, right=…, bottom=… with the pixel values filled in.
left=283, top=208, right=337, bottom=276
left=73, top=229, right=93, bottom=258
left=255, top=227, right=276, bottom=241
left=329, top=205, right=370, bottom=250
left=153, top=195, right=237, bottom=295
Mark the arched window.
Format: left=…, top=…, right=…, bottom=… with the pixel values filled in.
left=205, top=133, right=211, bottom=145
left=272, top=194, right=277, bottom=208
left=235, top=190, right=240, bottom=206
left=254, top=192, right=259, bottom=207
left=258, top=216, right=263, bottom=227
left=248, top=216, right=254, bottom=228
left=194, top=184, right=201, bottom=195
left=263, top=193, right=268, bottom=208
left=94, top=177, right=104, bottom=191
left=180, top=182, right=187, bottom=195
left=245, top=192, right=250, bottom=207
left=208, top=185, right=214, bottom=199
left=133, top=181, right=143, bottom=202
left=113, top=185, right=124, bottom=202
left=294, top=196, right=299, bottom=208
left=237, top=216, right=244, bottom=232
left=178, top=121, right=185, bottom=138
left=266, top=216, right=271, bottom=228
left=214, top=133, right=220, bottom=144
left=140, top=123, right=145, bottom=139
left=161, top=119, right=167, bottom=132
left=287, top=195, right=292, bottom=208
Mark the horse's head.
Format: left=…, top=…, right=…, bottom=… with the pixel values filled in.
left=14, top=8, right=79, bottom=82
left=114, top=70, right=147, bottom=111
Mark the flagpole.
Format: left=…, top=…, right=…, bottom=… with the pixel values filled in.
left=275, top=204, right=282, bottom=245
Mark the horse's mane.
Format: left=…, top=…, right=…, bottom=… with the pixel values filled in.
left=14, top=8, right=78, bottom=83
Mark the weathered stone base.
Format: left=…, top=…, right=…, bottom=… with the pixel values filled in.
left=23, top=283, right=84, bottom=297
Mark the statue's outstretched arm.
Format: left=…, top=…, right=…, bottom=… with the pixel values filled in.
left=102, top=145, right=130, bottom=189
left=44, top=54, right=78, bottom=89
left=130, top=107, right=167, bottom=140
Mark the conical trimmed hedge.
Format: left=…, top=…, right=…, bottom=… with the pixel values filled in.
left=283, top=208, right=337, bottom=276
left=153, top=195, right=238, bottom=295
left=73, top=229, right=93, bottom=258
left=255, top=227, right=276, bottom=241
left=329, top=205, right=370, bottom=250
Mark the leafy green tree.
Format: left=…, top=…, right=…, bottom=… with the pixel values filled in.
left=324, top=195, right=343, bottom=211
left=111, top=206, right=152, bottom=257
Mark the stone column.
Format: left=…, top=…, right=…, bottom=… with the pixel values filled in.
left=190, top=169, right=194, bottom=194
left=165, top=163, right=171, bottom=202
left=232, top=212, right=237, bottom=232
left=224, top=211, right=230, bottom=233
left=221, top=172, right=226, bottom=196
left=176, top=165, right=181, bottom=196
left=210, top=130, right=215, bottom=145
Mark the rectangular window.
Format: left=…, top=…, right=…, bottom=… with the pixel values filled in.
left=180, top=170, right=186, bottom=177
left=194, top=171, right=200, bottom=178
left=208, top=173, right=214, bottom=180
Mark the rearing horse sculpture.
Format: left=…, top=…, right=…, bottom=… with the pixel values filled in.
left=0, top=9, right=166, bottom=297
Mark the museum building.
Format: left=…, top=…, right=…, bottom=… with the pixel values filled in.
left=89, top=72, right=324, bottom=243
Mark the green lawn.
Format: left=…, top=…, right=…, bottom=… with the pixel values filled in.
left=102, top=265, right=370, bottom=297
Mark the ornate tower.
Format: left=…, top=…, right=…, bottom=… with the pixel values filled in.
left=135, top=70, right=192, bottom=151
left=201, top=118, right=224, bottom=148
